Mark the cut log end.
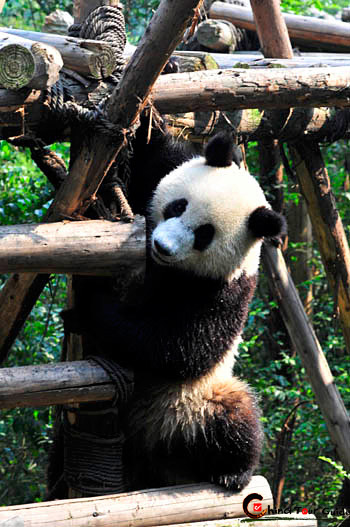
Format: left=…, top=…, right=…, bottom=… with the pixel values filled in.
left=0, top=44, right=35, bottom=90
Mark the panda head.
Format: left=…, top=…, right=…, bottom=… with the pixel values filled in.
left=149, top=133, right=286, bottom=281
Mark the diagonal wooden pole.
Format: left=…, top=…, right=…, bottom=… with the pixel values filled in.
left=250, top=0, right=350, bottom=474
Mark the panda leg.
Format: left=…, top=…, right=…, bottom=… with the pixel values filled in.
left=201, top=377, right=263, bottom=491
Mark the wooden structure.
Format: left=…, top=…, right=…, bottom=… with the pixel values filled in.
left=0, top=0, right=350, bottom=522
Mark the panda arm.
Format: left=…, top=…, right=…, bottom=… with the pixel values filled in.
left=70, top=291, right=235, bottom=381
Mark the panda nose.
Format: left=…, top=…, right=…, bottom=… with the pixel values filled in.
left=154, top=239, right=172, bottom=257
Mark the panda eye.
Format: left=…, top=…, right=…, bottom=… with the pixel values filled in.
left=194, top=224, right=215, bottom=251
left=163, top=198, right=188, bottom=220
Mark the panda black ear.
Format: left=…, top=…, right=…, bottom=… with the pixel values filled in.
left=248, top=206, right=287, bottom=239
left=205, top=132, right=235, bottom=168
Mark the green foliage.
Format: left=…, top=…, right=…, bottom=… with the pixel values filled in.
left=124, top=1, right=160, bottom=43
left=0, top=142, right=67, bottom=504
left=281, top=0, right=349, bottom=15
left=1, top=0, right=72, bottom=30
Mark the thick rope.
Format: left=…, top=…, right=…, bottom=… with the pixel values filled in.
left=63, top=358, right=133, bottom=495
left=44, top=4, right=127, bottom=137
left=69, top=5, right=126, bottom=81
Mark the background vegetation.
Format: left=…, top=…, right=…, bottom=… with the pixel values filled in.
left=0, top=0, right=349, bottom=519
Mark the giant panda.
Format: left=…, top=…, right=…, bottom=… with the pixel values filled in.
left=66, top=129, right=286, bottom=493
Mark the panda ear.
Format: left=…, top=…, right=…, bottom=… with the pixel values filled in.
left=248, top=206, right=287, bottom=239
left=205, top=132, right=235, bottom=168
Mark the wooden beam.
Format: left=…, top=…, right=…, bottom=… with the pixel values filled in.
left=165, top=108, right=336, bottom=143
left=262, top=244, right=350, bottom=473
left=289, top=140, right=350, bottom=355
left=0, top=27, right=116, bottom=79
left=152, top=66, right=350, bottom=114
left=0, top=32, right=62, bottom=90
left=250, top=0, right=293, bottom=58
left=210, top=2, right=350, bottom=51
left=0, top=360, right=115, bottom=409
left=0, top=477, right=272, bottom=527
left=0, top=218, right=146, bottom=275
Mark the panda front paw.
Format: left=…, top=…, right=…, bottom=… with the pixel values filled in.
left=212, top=471, right=253, bottom=492
left=162, top=57, right=179, bottom=74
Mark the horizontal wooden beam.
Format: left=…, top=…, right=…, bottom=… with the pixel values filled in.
left=165, top=107, right=337, bottom=143
left=0, top=477, right=272, bottom=527
left=210, top=2, right=350, bottom=51
left=152, top=66, right=350, bottom=114
left=0, top=27, right=116, bottom=79
left=2, top=65, right=350, bottom=143
left=0, top=218, right=146, bottom=275
left=0, top=360, right=115, bottom=409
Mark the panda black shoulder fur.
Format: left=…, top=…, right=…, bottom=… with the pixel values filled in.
left=70, top=125, right=286, bottom=492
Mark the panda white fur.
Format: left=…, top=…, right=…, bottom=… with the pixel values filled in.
left=68, top=130, right=285, bottom=492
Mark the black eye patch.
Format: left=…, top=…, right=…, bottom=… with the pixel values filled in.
left=163, top=198, right=188, bottom=220
left=194, top=224, right=215, bottom=251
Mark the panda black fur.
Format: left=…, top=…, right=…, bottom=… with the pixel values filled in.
left=69, top=127, right=286, bottom=492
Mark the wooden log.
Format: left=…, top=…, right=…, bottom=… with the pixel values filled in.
left=0, top=32, right=62, bottom=90
left=152, top=66, right=350, bottom=114
left=289, top=141, right=350, bottom=355
left=0, top=360, right=115, bottom=409
left=262, top=244, right=350, bottom=473
left=210, top=2, right=350, bottom=51
left=250, top=0, right=293, bottom=58
left=0, top=27, right=116, bottom=79
left=0, top=477, right=273, bottom=527
left=154, top=516, right=317, bottom=527
left=0, top=218, right=146, bottom=274
left=196, top=19, right=236, bottom=51
left=166, top=107, right=336, bottom=142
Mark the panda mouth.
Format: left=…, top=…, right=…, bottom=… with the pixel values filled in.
left=151, top=250, right=173, bottom=265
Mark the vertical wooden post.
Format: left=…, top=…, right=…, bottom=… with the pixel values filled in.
left=249, top=0, right=293, bottom=58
